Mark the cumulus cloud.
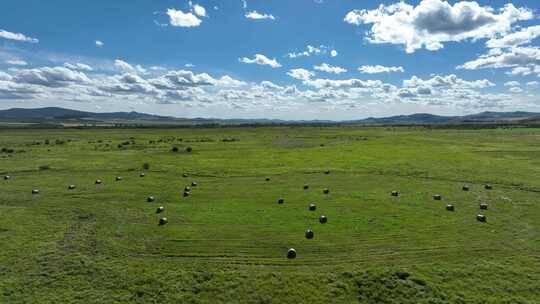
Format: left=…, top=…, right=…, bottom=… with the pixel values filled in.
left=245, top=11, right=275, bottom=20
left=344, top=0, right=533, bottom=53
left=287, top=68, right=314, bottom=81
left=358, top=65, right=404, bottom=74
left=189, top=2, right=207, bottom=17
left=239, top=54, right=281, bottom=68
left=330, top=50, right=338, bottom=57
left=64, top=62, right=93, bottom=71
left=509, top=86, right=523, bottom=93
left=5, top=60, right=28, bottom=66
left=403, top=74, right=495, bottom=89
left=304, top=78, right=383, bottom=90
left=504, top=81, right=520, bottom=87
left=0, top=29, right=39, bottom=43
left=114, top=59, right=146, bottom=74
left=95, top=40, right=104, bottom=47
left=287, top=45, right=329, bottom=58
left=526, top=81, right=538, bottom=86
left=314, top=63, right=347, bottom=74
left=486, top=25, right=540, bottom=49
left=458, top=46, right=540, bottom=73
left=12, top=66, right=90, bottom=87
left=167, top=8, right=202, bottom=27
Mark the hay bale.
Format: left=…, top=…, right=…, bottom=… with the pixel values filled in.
left=391, top=191, right=399, bottom=197
left=305, top=229, right=314, bottom=239
left=191, top=181, right=197, bottom=187
left=68, top=185, right=76, bottom=190
left=323, top=188, right=330, bottom=194
left=265, top=177, right=270, bottom=182
left=159, top=217, right=168, bottom=225
left=480, top=203, right=488, bottom=210
left=186, top=147, right=192, bottom=153
left=4, top=175, right=10, bottom=180
left=140, top=173, right=145, bottom=177
left=476, top=214, right=487, bottom=222
left=183, top=173, right=188, bottom=178
left=183, top=191, right=190, bottom=197
left=287, top=248, right=297, bottom=259
left=185, top=186, right=191, bottom=192
left=484, top=184, right=493, bottom=190
left=462, top=185, right=470, bottom=191
left=433, top=194, right=442, bottom=201
left=156, top=206, right=165, bottom=214
left=446, top=204, right=455, bottom=211
left=303, top=184, right=309, bottom=190
left=147, top=196, right=155, bottom=202
left=324, top=170, right=330, bottom=175
left=116, top=176, right=123, bottom=181
left=309, top=203, right=316, bottom=211
left=319, top=215, right=327, bottom=224
left=32, top=189, right=39, bottom=194
left=95, top=179, right=102, bottom=185
left=277, top=198, right=284, bottom=204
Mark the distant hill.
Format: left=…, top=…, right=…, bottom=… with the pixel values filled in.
left=1, top=107, right=540, bottom=126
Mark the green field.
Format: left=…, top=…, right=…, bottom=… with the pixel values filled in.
left=1, top=126, right=539, bottom=303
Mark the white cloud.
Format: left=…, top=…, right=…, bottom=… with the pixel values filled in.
left=114, top=59, right=146, bottom=74
left=504, top=81, right=520, bottom=87
left=344, top=0, right=533, bottom=53
left=509, top=86, right=523, bottom=93
left=287, top=45, right=328, bottom=58
left=458, top=46, right=540, bottom=73
left=216, top=75, right=246, bottom=87
left=330, top=50, right=338, bottom=57
left=358, top=65, right=404, bottom=74
left=486, top=25, right=540, bottom=49
left=0, top=29, right=39, bottom=43
left=314, top=63, right=347, bottom=74
left=95, top=40, right=104, bottom=47
left=189, top=2, right=207, bottom=17
left=403, top=74, right=495, bottom=89
left=64, top=62, right=93, bottom=71
left=245, top=11, right=275, bottom=20
left=526, top=81, right=538, bottom=86
left=5, top=60, right=27, bottom=66
left=167, top=8, right=202, bottom=27
left=12, top=66, right=90, bottom=87
left=304, top=78, right=383, bottom=89
left=239, top=54, right=281, bottom=68
left=287, top=68, right=314, bottom=81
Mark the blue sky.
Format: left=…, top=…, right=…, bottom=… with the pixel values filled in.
left=1, top=0, right=540, bottom=119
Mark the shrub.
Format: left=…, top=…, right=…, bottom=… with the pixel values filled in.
left=39, top=165, right=50, bottom=171
left=186, top=146, right=193, bottom=153
left=143, top=163, right=150, bottom=170
left=171, top=146, right=179, bottom=152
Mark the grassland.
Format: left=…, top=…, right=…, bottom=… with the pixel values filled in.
left=0, top=126, right=539, bottom=303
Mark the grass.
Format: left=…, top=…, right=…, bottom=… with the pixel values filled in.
left=0, top=126, right=539, bottom=303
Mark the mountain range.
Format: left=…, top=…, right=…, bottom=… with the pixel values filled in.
left=1, top=107, right=540, bottom=126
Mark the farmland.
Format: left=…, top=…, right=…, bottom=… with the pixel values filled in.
left=0, top=126, right=539, bottom=303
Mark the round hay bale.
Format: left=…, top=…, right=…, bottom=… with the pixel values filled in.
left=4, top=175, right=10, bottom=180
left=185, top=186, right=191, bottom=192
left=323, top=188, right=329, bottom=194
left=183, top=173, right=188, bottom=178
left=324, top=170, right=330, bottom=175
left=116, top=176, right=122, bottom=181
left=462, top=185, right=470, bottom=191
left=446, top=204, right=455, bottom=211
left=147, top=196, right=155, bottom=202
left=480, top=203, right=488, bottom=210
left=305, top=229, right=314, bottom=239
left=32, top=189, right=39, bottom=195
left=484, top=184, right=493, bottom=190
left=287, top=248, right=297, bottom=259
left=68, top=185, right=76, bottom=190
left=191, top=181, right=197, bottom=187
left=309, top=203, right=316, bottom=211
left=95, top=179, right=102, bottom=185
left=265, top=177, right=270, bottom=182
left=391, top=191, right=399, bottom=197
left=277, top=198, right=284, bottom=204
left=319, top=215, right=327, bottom=224
left=156, top=206, right=165, bottom=214
left=476, top=214, right=487, bottom=222
left=186, top=147, right=192, bottom=153
left=159, top=217, right=168, bottom=225
left=433, top=194, right=442, bottom=201
left=183, top=191, right=190, bottom=197
left=140, top=173, right=145, bottom=177
left=303, top=184, right=309, bottom=190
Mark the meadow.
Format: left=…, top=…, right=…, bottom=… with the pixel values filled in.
left=0, top=126, right=539, bottom=303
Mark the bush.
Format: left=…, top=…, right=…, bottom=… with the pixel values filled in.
left=143, top=163, right=150, bottom=170
left=39, top=165, right=50, bottom=171
left=171, top=146, right=179, bottom=152
left=186, top=147, right=193, bottom=153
